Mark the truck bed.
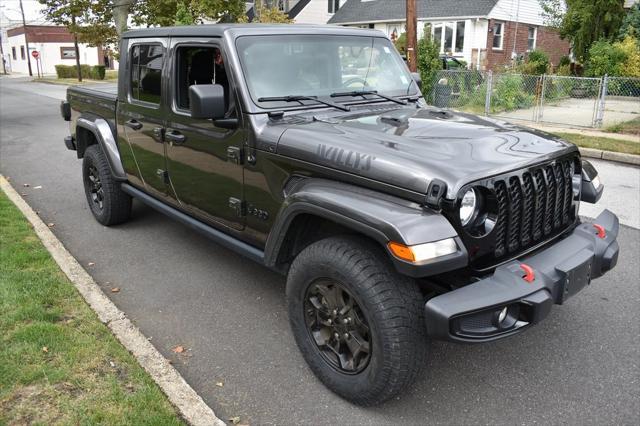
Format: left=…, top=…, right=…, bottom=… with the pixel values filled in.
left=68, top=83, right=118, bottom=125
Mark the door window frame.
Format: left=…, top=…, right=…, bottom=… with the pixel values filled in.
left=127, top=38, right=167, bottom=110
left=169, top=39, right=240, bottom=121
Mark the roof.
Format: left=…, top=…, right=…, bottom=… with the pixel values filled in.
left=122, top=23, right=384, bottom=39
left=328, top=0, right=500, bottom=25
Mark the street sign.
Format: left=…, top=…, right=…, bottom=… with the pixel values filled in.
left=31, top=50, right=39, bottom=59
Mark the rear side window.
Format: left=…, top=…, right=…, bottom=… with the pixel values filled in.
left=130, top=44, right=164, bottom=104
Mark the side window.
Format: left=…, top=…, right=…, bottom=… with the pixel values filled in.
left=130, top=44, right=164, bottom=105
left=174, top=45, right=231, bottom=114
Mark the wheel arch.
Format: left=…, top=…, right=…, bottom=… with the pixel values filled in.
left=264, top=179, right=466, bottom=276
left=75, top=116, right=126, bottom=180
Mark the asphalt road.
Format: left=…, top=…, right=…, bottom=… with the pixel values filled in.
left=1, top=77, right=639, bottom=425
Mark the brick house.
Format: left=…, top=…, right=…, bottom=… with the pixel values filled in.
left=328, top=0, right=571, bottom=70
left=5, top=25, right=117, bottom=75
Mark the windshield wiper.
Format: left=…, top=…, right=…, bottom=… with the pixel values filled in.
left=330, top=90, right=407, bottom=105
left=257, top=95, right=350, bottom=112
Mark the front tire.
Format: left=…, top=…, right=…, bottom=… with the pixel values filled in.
left=286, top=236, right=427, bottom=406
left=82, top=145, right=131, bottom=226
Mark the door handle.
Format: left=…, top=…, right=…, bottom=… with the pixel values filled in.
left=166, top=130, right=186, bottom=145
left=125, top=119, right=142, bottom=130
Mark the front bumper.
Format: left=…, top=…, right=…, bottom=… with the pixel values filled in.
left=425, top=209, right=620, bottom=343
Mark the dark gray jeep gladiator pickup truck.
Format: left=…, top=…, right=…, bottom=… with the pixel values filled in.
left=61, top=24, right=619, bottom=405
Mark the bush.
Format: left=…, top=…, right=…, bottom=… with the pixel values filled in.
left=491, top=74, right=535, bottom=111
left=417, top=24, right=442, bottom=97
left=617, top=35, right=640, bottom=78
left=585, top=39, right=627, bottom=77
left=558, top=55, right=571, bottom=67
left=517, top=49, right=550, bottom=75
left=394, top=32, right=407, bottom=56
left=54, top=64, right=106, bottom=80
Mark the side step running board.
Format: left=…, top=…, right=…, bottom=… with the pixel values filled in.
left=121, top=183, right=266, bottom=266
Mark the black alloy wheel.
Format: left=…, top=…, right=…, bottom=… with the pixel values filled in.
left=87, top=165, right=105, bottom=210
left=304, top=279, right=371, bottom=374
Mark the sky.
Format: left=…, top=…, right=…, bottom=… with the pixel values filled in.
left=0, top=0, right=47, bottom=29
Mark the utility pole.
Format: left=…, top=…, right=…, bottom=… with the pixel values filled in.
left=406, top=0, right=417, bottom=72
left=19, top=0, right=32, bottom=76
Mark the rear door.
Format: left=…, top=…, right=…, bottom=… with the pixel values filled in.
left=163, top=38, right=245, bottom=230
left=118, top=38, right=169, bottom=199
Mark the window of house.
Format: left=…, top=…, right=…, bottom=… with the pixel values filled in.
left=130, top=44, right=164, bottom=105
left=60, top=47, right=76, bottom=59
left=12, top=47, right=16, bottom=60
left=432, top=21, right=466, bottom=54
left=328, top=0, right=340, bottom=13
left=492, top=22, right=504, bottom=50
left=20, top=46, right=25, bottom=60
left=528, top=27, right=537, bottom=51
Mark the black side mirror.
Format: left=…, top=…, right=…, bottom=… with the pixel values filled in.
left=189, top=84, right=226, bottom=119
left=411, top=72, right=422, bottom=90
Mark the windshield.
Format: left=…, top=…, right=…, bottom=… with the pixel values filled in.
left=236, top=35, right=418, bottom=108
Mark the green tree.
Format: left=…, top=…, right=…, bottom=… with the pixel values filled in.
left=559, top=0, right=626, bottom=62
left=132, top=0, right=246, bottom=27
left=538, top=0, right=565, bottom=29
left=246, top=0, right=292, bottom=23
left=39, top=0, right=115, bottom=81
left=619, top=3, right=640, bottom=39
left=416, top=25, right=442, bottom=97
left=585, top=39, right=627, bottom=77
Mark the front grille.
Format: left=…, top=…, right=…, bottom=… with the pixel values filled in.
left=492, top=158, right=576, bottom=260
left=446, top=155, right=580, bottom=270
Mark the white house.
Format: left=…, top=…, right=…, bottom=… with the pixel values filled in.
left=5, top=25, right=117, bottom=75
left=247, top=0, right=348, bottom=24
left=329, top=0, right=571, bottom=70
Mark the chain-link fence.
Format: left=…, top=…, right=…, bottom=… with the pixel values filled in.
left=428, top=70, right=640, bottom=129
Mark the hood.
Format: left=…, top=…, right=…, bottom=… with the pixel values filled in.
left=273, top=105, right=578, bottom=199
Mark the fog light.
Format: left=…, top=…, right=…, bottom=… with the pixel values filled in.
left=498, top=306, right=508, bottom=324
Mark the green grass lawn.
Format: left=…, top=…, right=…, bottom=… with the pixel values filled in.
left=0, top=191, right=183, bottom=425
left=605, top=117, right=640, bottom=136
left=556, top=132, right=640, bottom=155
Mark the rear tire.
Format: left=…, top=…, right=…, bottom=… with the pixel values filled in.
left=286, top=236, right=427, bottom=406
left=82, top=145, right=131, bottom=226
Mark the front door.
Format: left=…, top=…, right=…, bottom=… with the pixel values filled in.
left=119, top=39, right=168, bottom=199
left=164, top=39, right=245, bottom=230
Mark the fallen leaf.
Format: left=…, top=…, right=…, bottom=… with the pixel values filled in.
left=109, top=361, right=116, bottom=368
left=33, top=185, right=42, bottom=189
left=172, top=345, right=185, bottom=354
left=110, top=287, right=120, bottom=293
left=216, top=381, right=224, bottom=387
left=229, top=416, right=241, bottom=425
left=42, top=346, right=48, bottom=353
left=47, top=223, right=55, bottom=228
left=87, top=262, right=95, bottom=266
left=21, top=192, right=27, bottom=196
left=23, top=183, right=30, bottom=187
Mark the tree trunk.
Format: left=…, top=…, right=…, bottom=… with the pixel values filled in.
left=113, top=0, right=134, bottom=37
left=72, top=16, right=82, bottom=82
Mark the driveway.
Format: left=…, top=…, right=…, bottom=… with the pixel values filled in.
left=2, top=77, right=639, bottom=425
left=496, top=96, right=640, bottom=128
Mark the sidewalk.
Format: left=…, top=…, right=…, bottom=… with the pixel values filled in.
left=524, top=122, right=639, bottom=143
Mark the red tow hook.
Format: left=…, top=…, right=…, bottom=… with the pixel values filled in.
left=520, top=263, right=535, bottom=283
left=593, top=223, right=606, bottom=239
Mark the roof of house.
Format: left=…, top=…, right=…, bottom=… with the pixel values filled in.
left=328, top=0, right=500, bottom=25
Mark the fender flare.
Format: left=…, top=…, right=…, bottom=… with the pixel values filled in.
left=76, top=117, right=127, bottom=180
left=264, top=179, right=468, bottom=277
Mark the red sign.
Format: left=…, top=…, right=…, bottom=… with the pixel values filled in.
left=31, top=50, right=39, bottom=59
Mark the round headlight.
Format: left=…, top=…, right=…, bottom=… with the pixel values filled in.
left=459, top=188, right=477, bottom=226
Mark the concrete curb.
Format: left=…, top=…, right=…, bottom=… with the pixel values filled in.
left=579, top=147, right=640, bottom=166
left=0, top=175, right=225, bottom=426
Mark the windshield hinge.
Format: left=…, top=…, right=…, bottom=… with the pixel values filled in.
left=227, top=146, right=243, bottom=165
